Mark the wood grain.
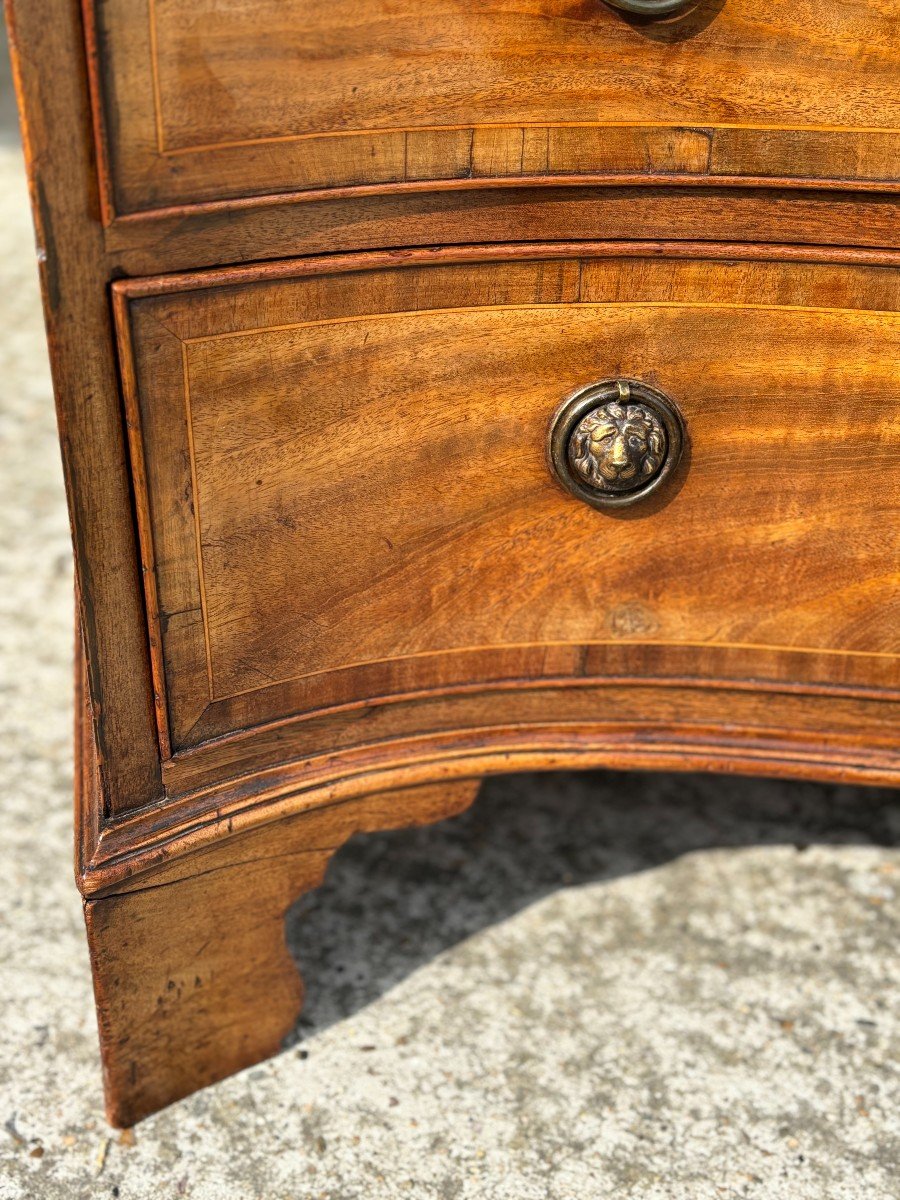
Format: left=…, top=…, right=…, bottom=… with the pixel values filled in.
left=6, top=0, right=162, bottom=816
left=102, top=186, right=900, bottom=281
left=114, top=250, right=900, bottom=750
left=85, top=778, right=481, bottom=1126
left=181, top=302, right=899, bottom=696
left=9, top=0, right=900, bottom=1128
left=87, top=0, right=900, bottom=213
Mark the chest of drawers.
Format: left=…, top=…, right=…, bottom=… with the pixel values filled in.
left=8, top=0, right=899, bottom=1125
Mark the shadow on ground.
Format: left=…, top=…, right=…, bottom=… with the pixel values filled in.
left=286, top=769, right=899, bottom=1037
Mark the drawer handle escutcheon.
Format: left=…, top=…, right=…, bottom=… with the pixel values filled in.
left=602, top=0, right=692, bottom=15
left=548, top=379, right=685, bottom=510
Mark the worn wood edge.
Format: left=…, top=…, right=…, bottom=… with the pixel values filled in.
left=110, top=287, right=172, bottom=758
left=112, top=239, right=900, bottom=301
left=168, top=674, right=900, bottom=766
left=83, top=777, right=482, bottom=1126
left=75, top=609, right=102, bottom=885
left=72, top=585, right=900, bottom=899
left=7, top=0, right=165, bottom=819
left=106, top=171, right=900, bottom=227
left=103, top=190, right=900, bottom=275
left=80, top=726, right=900, bottom=899
left=154, top=680, right=900, bottom=822
left=78, top=0, right=115, bottom=226
left=86, top=743, right=900, bottom=899
left=95, top=777, right=485, bottom=899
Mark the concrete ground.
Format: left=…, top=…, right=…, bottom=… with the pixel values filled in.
left=0, top=35, right=898, bottom=1200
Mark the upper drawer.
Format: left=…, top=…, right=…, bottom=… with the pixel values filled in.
left=88, top=0, right=900, bottom=216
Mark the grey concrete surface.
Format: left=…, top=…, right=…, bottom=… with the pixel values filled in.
left=0, top=32, right=898, bottom=1200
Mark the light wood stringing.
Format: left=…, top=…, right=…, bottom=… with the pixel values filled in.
left=114, top=250, right=900, bottom=771
left=89, top=0, right=900, bottom=214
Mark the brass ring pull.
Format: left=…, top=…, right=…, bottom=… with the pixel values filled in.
left=603, top=0, right=692, bottom=15
left=548, top=379, right=685, bottom=510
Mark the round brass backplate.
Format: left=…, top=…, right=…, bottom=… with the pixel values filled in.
left=602, top=0, right=692, bottom=15
left=548, top=379, right=685, bottom=511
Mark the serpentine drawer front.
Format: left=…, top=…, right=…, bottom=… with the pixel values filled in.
left=113, top=246, right=900, bottom=806
left=87, top=0, right=900, bottom=214
left=8, top=0, right=899, bottom=1130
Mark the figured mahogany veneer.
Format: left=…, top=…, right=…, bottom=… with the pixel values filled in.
left=8, top=0, right=899, bottom=1130
left=86, top=0, right=900, bottom=216
left=113, top=248, right=900, bottom=764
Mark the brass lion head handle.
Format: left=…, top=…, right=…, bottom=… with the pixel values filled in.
left=548, top=379, right=685, bottom=510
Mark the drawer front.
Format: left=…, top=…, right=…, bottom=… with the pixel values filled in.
left=90, top=0, right=900, bottom=215
left=114, top=248, right=900, bottom=763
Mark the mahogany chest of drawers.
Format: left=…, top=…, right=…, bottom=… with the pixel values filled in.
left=7, top=0, right=899, bottom=1125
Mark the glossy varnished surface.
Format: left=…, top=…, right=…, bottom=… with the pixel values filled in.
left=7, top=2, right=894, bottom=868
left=106, top=247, right=900, bottom=848
left=8, top=0, right=900, bottom=1127
left=103, top=187, right=900, bottom=280
left=88, top=0, right=900, bottom=214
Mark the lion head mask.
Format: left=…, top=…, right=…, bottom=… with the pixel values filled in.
left=568, top=400, right=667, bottom=493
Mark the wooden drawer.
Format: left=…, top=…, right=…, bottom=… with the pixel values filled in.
left=11, top=0, right=899, bottom=1129
left=88, top=0, right=900, bottom=216
left=113, top=245, right=900, bottom=790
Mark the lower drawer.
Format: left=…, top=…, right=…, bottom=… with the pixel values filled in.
left=113, top=245, right=899, bottom=788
